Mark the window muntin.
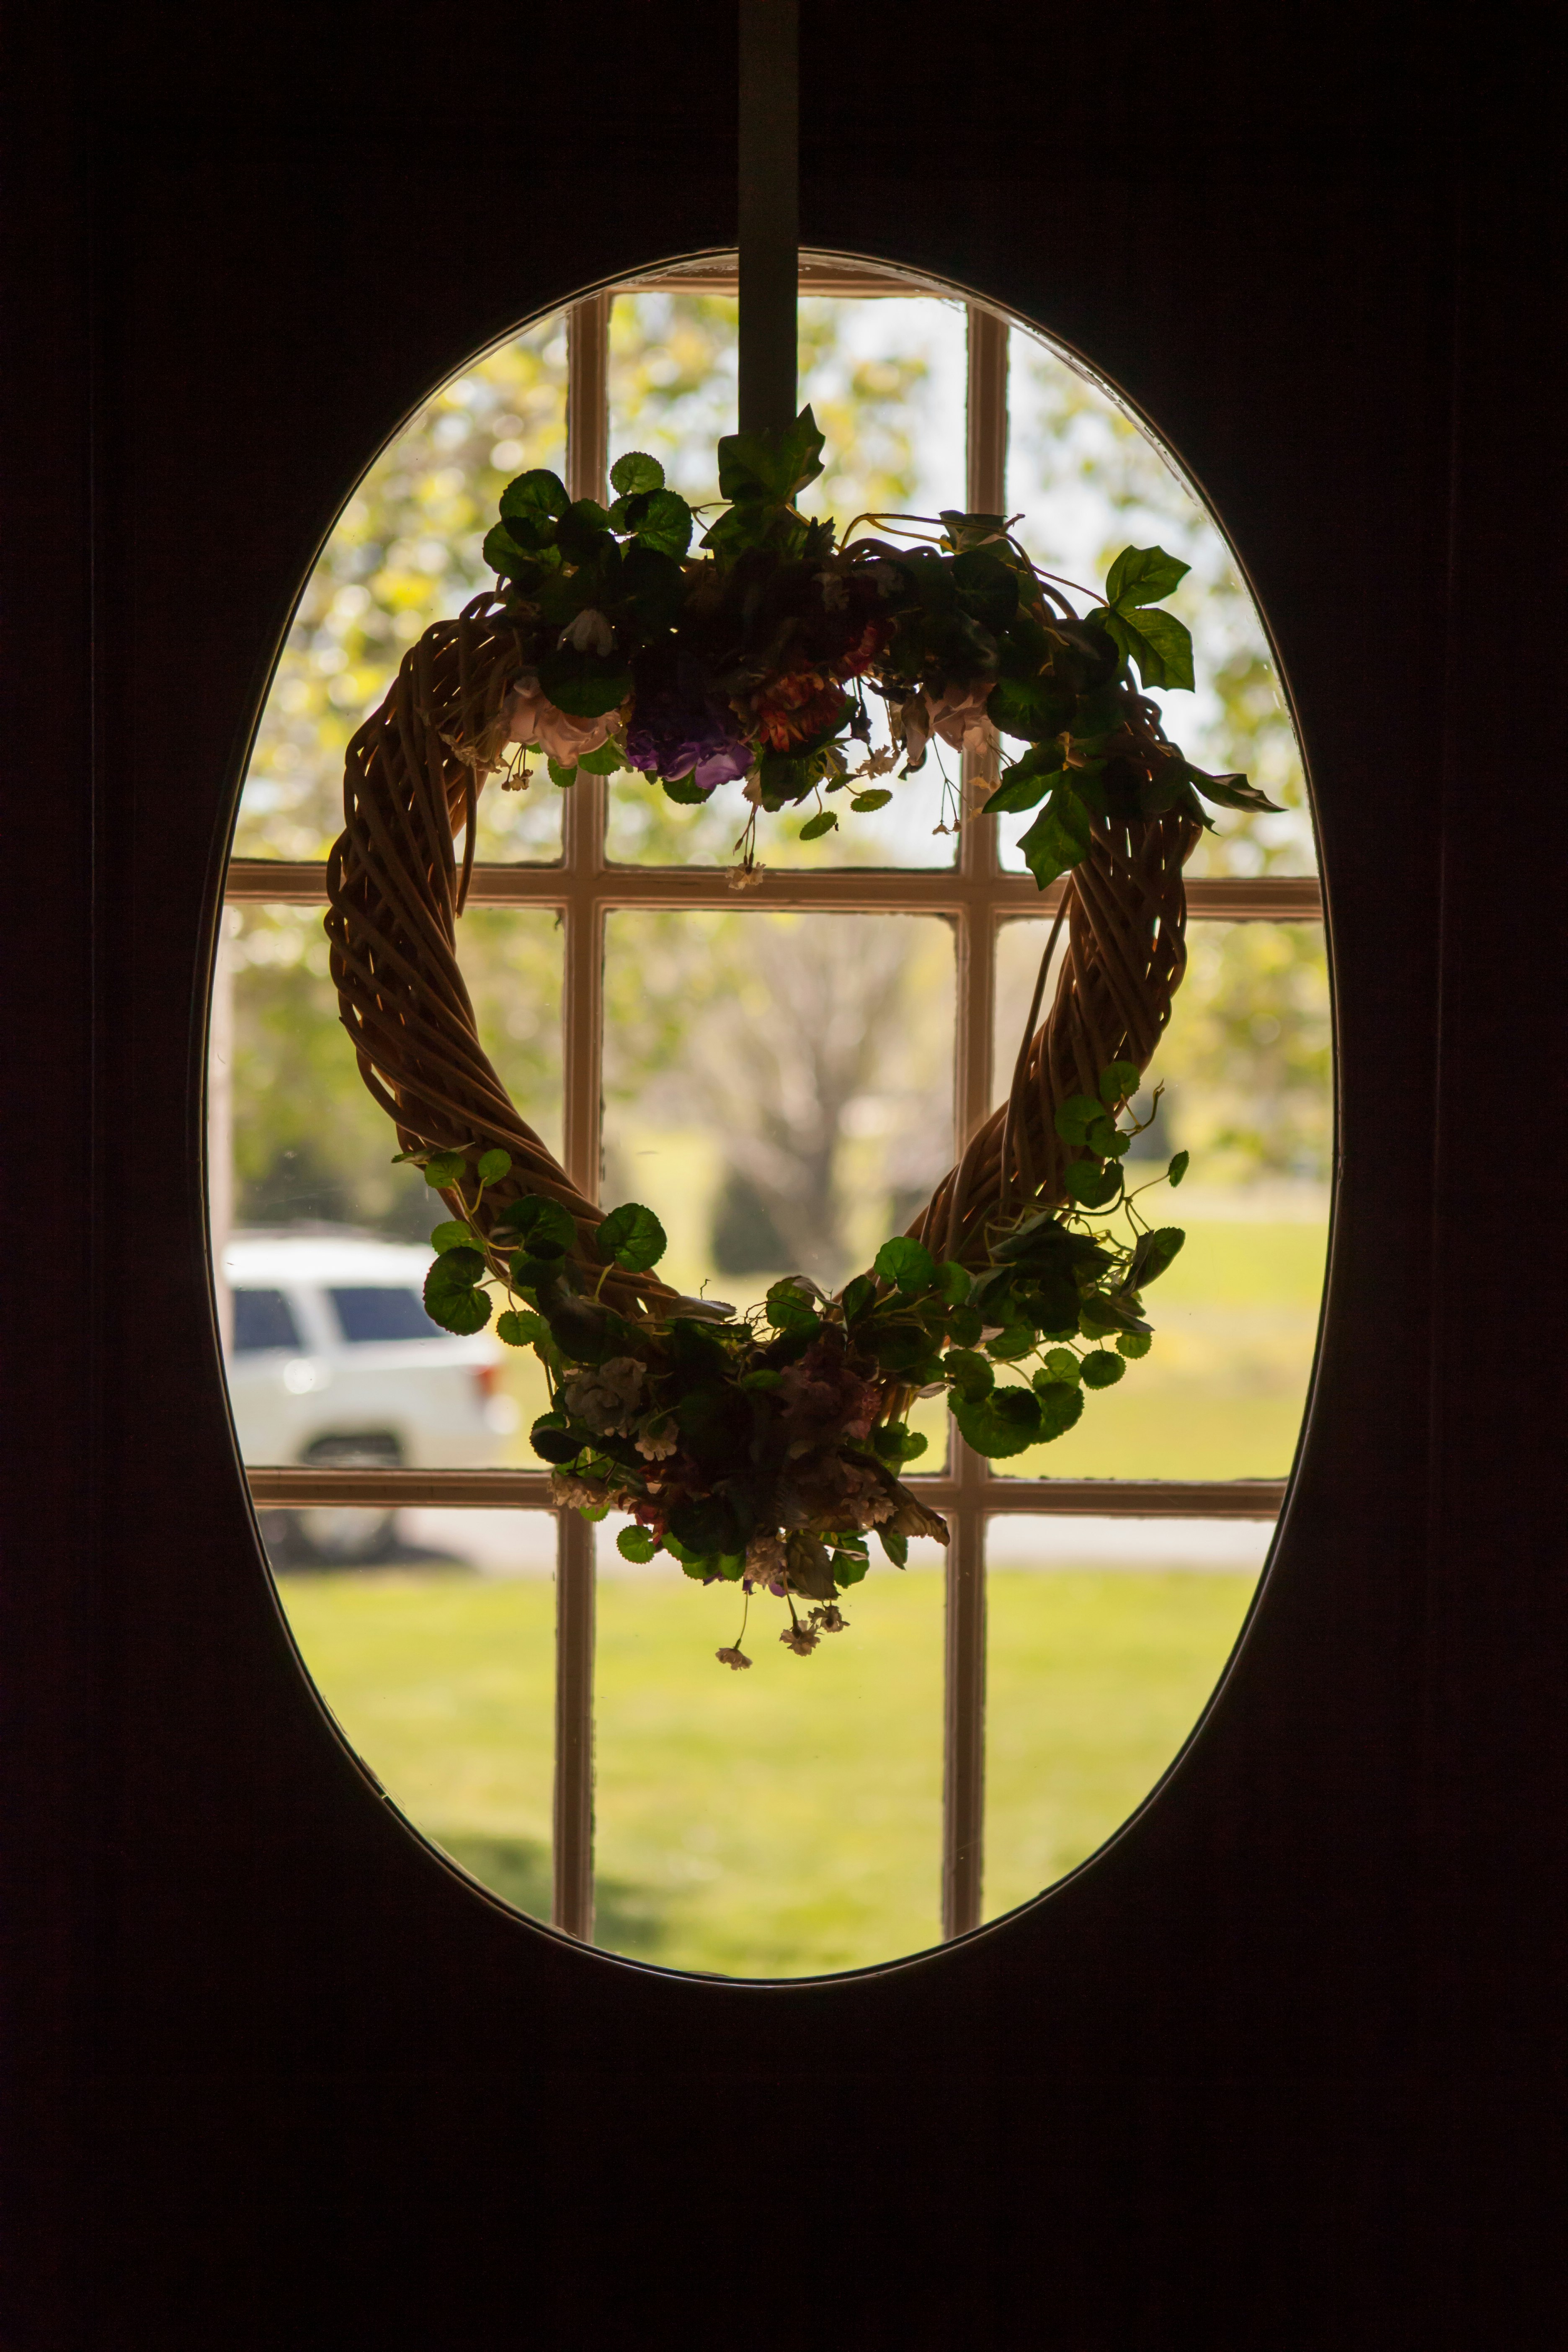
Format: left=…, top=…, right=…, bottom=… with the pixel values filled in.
left=215, top=264, right=1326, bottom=1976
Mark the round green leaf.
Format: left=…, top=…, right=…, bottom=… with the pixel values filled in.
left=1099, top=1059, right=1141, bottom=1105
left=799, top=810, right=838, bottom=841
left=595, top=1201, right=667, bottom=1272
left=546, top=757, right=579, bottom=788
left=1065, top=1158, right=1122, bottom=1208
left=633, top=487, right=694, bottom=560
left=1117, top=1330, right=1153, bottom=1359
left=850, top=788, right=892, bottom=812
left=874, top=1236, right=936, bottom=1295
left=423, top=1150, right=467, bottom=1188
left=942, top=1348, right=994, bottom=1402
left=529, top=1416, right=581, bottom=1465
left=496, top=1308, right=549, bottom=1349
left=493, top=1194, right=577, bottom=1258
left=476, top=1148, right=511, bottom=1186
left=1033, top=1380, right=1085, bottom=1442
left=610, top=450, right=664, bottom=497
left=1080, top=1350, right=1126, bottom=1389
left=1053, top=1094, right=1104, bottom=1147
left=423, top=1250, right=491, bottom=1334
left=1039, top=1348, right=1083, bottom=1384
left=1167, top=1150, right=1190, bottom=1188
left=428, top=1220, right=472, bottom=1253
left=766, top=1279, right=821, bottom=1335
left=616, top=1524, right=658, bottom=1563
left=952, top=1386, right=1042, bottom=1459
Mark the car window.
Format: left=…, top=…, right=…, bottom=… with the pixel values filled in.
left=328, top=1286, right=443, bottom=1344
left=232, top=1287, right=303, bottom=1353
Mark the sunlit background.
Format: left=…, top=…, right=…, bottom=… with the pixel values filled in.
left=218, top=282, right=1328, bottom=1976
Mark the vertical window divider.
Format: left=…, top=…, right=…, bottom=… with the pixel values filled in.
left=942, top=305, right=1010, bottom=1941
left=552, top=293, right=611, bottom=1942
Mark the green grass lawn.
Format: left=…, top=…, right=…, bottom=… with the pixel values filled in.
left=276, top=1559, right=1259, bottom=1977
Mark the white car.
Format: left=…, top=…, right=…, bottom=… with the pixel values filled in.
left=222, top=1228, right=518, bottom=1563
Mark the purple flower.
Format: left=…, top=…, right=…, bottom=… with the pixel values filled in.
left=625, top=660, right=754, bottom=794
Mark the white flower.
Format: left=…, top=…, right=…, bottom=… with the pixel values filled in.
left=635, top=1416, right=679, bottom=1461
left=558, top=607, right=614, bottom=656
left=923, top=681, right=1000, bottom=757
left=853, top=746, right=897, bottom=779
left=728, top=860, right=766, bottom=891
left=816, top=569, right=849, bottom=613
left=746, top=1533, right=788, bottom=1582
left=550, top=1472, right=612, bottom=1510
left=504, top=674, right=622, bottom=766
left=562, top=1356, right=646, bottom=1436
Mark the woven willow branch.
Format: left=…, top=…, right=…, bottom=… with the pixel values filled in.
left=325, top=596, right=1199, bottom=1310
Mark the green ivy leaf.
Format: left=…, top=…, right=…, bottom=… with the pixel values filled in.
left=423, top=1248, right=492, bottom=1335
left=500, top=468, right=570, bottom=522
left=594, top=1201, right=667, bottom=1272
left=423, top=1150, right=468, bottom=1189
left=476, top=1149, right=511, bottom=1186
left=1117, top=1330, right=1153, bottom=1359
left=765, top=1279, right=821, bottom=1335
left=984, top=760, right=1061, bottom=816
left=1016, top=789, right=1092, bottom=891
left=985, top=1324, right=1037, bottom=1362
left=1054, top=1095, right=1105, bottom=1147
left=874, top=1236, right=937, bottom=1295
left=839, top=1274, right=876, bottom=1325
left=1080, top=1350, right=1126, bottom=1390
left=633, top=487, right=694, bottom=560
left=616, top=1524, right=658, bottom=1563
left=1103, top=606, right=1196, bottom=694
left=493, top=1194, right=578, bottom=1258
left=1037, top=1348, right=1083, bottom=1385
left=1167, top=1150, right=1190, bottom=1188
left=1099, top=1060, right=1141, bottom=1106
left=1186, top=766, right=1283, bottom=813
left=943, top=1302, right=985, bottom=1347
left=1033, top=1380, right=1085, bottom=1442
left=428, top=1220, right=471, bottom=1253
left=496, top=1308, right=549, bottom=1349
left=1064, top=1159, right=1123, bottom=1209
left=1125, top=1225, right=1186, bottom=1289
left=610, top=451, right=664, bottom=497
left=952, top=1385, right=1042, bottom=1458
left=482, top=522, right=530, bottom=576
left=1104, top=544, right=1190, bottom=609
left=878, top=1527, right=909, bottom=1568
left=936, top=1260, right=972, bottom=1305
left=833, top=1548, right=870, bottom=1588
left=942, top=1348, right=994, bottom=1401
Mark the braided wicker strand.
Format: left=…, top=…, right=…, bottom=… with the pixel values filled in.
left=325, top=601, right=1199, bottom=1307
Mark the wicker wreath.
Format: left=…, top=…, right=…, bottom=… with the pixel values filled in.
left=319, top=415, right=1267, bottom=1663
left=326, top=596, right=1197, bottom=1301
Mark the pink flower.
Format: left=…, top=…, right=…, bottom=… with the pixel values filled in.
left=504, top=675, right=622, bottom=766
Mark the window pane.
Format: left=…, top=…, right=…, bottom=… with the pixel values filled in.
left=231, top=1286, right=302, bottom=1353
left=216, top=901, right=561, bottom=1470
left=235, top=314, right=569, bottom=864
left=591, top=1522, right=946, bottom=1974
left=602, top=906, right=957, bottom=1464
left=271, top=1512, right=557, bottom=1922
left=983, top=1515, right=1266, bottom=1921
left=603, top=290, right=968, bottom=870
left=991, top=918, right=1330, bottom=1480
left=1003, top=325, right=1316, bottom=880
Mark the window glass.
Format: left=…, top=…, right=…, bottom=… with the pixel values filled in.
left=604, top=291, right=968, bottom=870
left=231, top=1286, right=302, bottom=1354
left=591, top=1519, right=946, bottom=1974
left=601, top=906, right=957, bottom=1465
left=991, top=917, right=1330, bottom=1479
left=216, top=901, right=562, bottom=1470
left=235, top=314, right=570, bottom=864
left=329, top=1286, right=443, bottom=1344
left=271, top=1511, right=558, bottom=1922
left=983, top=1514, right=1266, bottom=1921
left=1002, top=323, right=1316, bottom=880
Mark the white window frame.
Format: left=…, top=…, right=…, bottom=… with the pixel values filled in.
left=225, top=270, right=1321, bottom=1947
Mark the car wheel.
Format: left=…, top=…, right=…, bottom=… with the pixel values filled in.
left=284, top=1436, right=402, bottom=1568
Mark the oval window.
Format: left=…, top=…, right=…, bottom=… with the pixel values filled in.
left=213, top=258, right=1328, bottom=1976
